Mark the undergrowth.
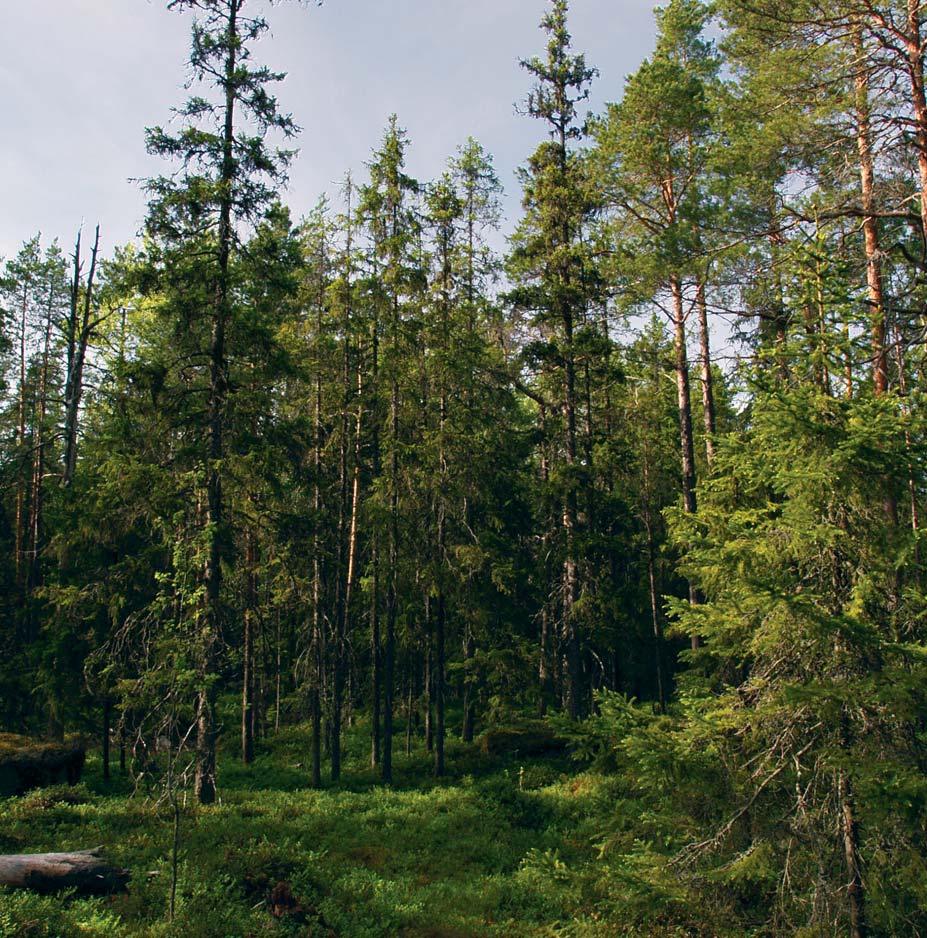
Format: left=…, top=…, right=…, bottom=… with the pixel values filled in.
left=0, top=714, right=744, bottom=938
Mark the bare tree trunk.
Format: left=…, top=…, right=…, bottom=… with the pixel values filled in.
left=63, top=225, right=100, bottom=487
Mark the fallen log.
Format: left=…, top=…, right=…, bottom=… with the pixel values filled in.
left=0, top=848, right=130, bottom=895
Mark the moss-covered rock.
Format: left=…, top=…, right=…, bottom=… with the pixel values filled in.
left=0, top=734, right=85, bottom=796
left=476, top=721, right=567, bottom=758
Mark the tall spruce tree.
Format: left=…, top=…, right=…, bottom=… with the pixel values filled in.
left=509, top=0, right=599, bottom=720
left=143, top=0, right=298, bottom=804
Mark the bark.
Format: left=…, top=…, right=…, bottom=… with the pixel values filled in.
left=0, top=849, right=129, bottom=895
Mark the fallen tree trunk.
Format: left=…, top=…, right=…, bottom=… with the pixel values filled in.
left=0, top=848, right=130, bottom=895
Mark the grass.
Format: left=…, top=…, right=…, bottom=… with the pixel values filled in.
left=0, top=719, right=718, bottom=938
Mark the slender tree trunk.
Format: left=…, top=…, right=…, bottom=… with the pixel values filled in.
left=102, top=699, right=111, bottom=781
left=241, top=534, right=256, bottom=765
left=29, top=295, right=53, bottom=598
left=904, top=0, right=927, bottom=257
left=405, top=661, right=414, bottom=756
left=461, top=627, right=475, bottom=742
left=855, top=59, right=887, bottom=393
left=670, top=275, right=701, bottom=648
left=537, top=401, right=552, bottom=717
left=839, top=770, right=867, bottom=938
left=310, top=661, right=321, bottom=789
left=695, top=279, right=715, bottom=471
left=562, top=300, right=581, bottom=720
left=311, top=287, right=324, bottom=787
left=370, top=316, right=382, bottom=769
left=671, top=277, right=697, bottom=519
left=671, top=276, right=700, bottom=649
left=434, top=586, right=446, bottom=777
left=195, top=0, right=239, bottom=806
left=424, top=636, right=433, bottom=752
left=14, top=278, right=29, bottom=591
left=642, top=454, right=666, bottom=713
left=381, top=195, right=403, bottom=783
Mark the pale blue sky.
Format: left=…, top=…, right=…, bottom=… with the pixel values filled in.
left=1, top=0, right=657, bottom=260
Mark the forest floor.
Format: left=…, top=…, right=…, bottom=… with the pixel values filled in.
left=0, top=718, right=692, bottom=938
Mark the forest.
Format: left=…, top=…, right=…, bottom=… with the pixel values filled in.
left=1, top=0, right=926, bottom=935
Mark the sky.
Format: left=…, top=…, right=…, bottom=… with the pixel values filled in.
left=0, top=0, right=658, bottom=262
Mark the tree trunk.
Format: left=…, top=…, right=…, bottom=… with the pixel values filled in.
left=102, top=699, right=111, bottom=781
left=839, top=770, right=867, bottom=938
left=904, top=0, right=927, bottom=258
left=671, top=276, right=700, bottom=649
left=434, top=588, right=446, bottom=777
left=695, top=279, right=716, bottom=471
left=0, top=849, right=129, bottom=895
left=63, top=225, right=100, bottom=487
left=242, top=531, right=256, bottom=765
left=370, top=314, right=382, bottom=769
left=461, top=627, right=476, bottom=742
left=196, top=0, right=239, bottom=807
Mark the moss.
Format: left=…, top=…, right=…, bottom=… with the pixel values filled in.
left=476, top=721, right=567, bottom=757
left=0, top=736, right=86, bottom=796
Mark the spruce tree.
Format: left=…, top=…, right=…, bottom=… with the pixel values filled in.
left=143, top=0, right=299, bottom=804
